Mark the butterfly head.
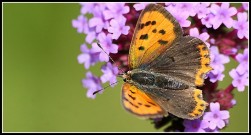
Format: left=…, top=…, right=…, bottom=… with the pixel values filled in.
left=121, top=71, right=132, bottom=82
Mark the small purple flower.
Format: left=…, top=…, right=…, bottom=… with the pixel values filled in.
left=203, top=102, right=230, bottom=130
left=85, top=27, right=97, bottom=44
left=166, top=5, right=191, bottom=27
left=80, top=3, right=96, bottom=14
left=88, top=4, right=110, bottom=32
left=233, top=12, right=248, bottom=39
left=189, top=28, right=210, bottom=47
left=183, top=119, right=209, bottom=132
left=210, top=3, right=237, bottom=29
left=133, top=3, right=150, bottom=11
left=103, top=3, right=129, bottom=20
left=236, top=48, right=248, bottom=74
left=201, top=13, right=214, bottom=28
left=91, top=33, right=118, bottom=62
left=204, top=128, right=219, bottom=132
left=82, top=72, right=103, bottom=99
left=72, top=15, right=88, bottom=34
left=108, top=16, right=130, bottom=40
left=101, top=62, right=119, bottom=87
left=77, top=44, right=100, bottom=69
left=229, top=69, right=248, bottom=92
left=175, top=3, right=198, bottom=17
left=208, top=46, right=230, bottom=82
left=208, top=69, right=225, bottom=83
left=194, top=3, right=210, bottom=19
left=242, top=2, right=249, bottom=11
left=210, top=46, right=230, bottom=72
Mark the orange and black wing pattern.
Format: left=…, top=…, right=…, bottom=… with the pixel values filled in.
left=128, top=4, right=183, bottom=69
left=121, top=83, right=166, bottom=118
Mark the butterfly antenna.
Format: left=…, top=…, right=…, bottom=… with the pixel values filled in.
left=96, top=43, right=125, bottom=75
left=93, top=80, right=122, bottom=95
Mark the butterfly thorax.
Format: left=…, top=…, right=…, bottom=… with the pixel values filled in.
left=123, top=69, right=189, bottom=91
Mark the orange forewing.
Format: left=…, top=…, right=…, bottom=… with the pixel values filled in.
left=128, top=4, right=183, bottom=69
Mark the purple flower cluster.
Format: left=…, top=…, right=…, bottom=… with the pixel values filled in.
left=229, top=48, right=248, bottom=92
left=208, top=46, right=230, bottom=83
left=72, top=3, right=130, bottom=98
left=73, top=2, right=248, bottom=132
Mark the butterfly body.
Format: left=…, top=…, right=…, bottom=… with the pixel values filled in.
left=120, top=4, right=212, bottom=120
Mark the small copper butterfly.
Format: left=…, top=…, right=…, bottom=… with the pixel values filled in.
left=121, top=4, right=212, bottom=119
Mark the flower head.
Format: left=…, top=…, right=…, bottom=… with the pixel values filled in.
left=210, top=3, right=237, bottom=29
left=133, top=3, right=151, bottom=11
left=229, top=69, right=248, bottom=92
left=194, top=3, right=211, bottom=19
left=91, top=33, right=118, bottom=62
left=236, top=48, right=248, bottom=74
left=108, top=16, right=130, bottom=39
left=101, top=62, right=119, bottom=87
left=233, top=12, right=248, bottom=39
left=201, top=13, right=214, bottom=28
left=103, top=3, right=130, bottom=20
left=166, top=5, right=191, bottom=27
left=183, top=119, right=209, bottom=132
left=77, top=44, right=100, bottom=69
left=208, top=46, right=230, bottom=82
left=72, top=15, right=89, bottom=34
left=242, top=2, right=249, bottom=11
left=82, top=72, right=102, bottom=99
left=203, top=102, right=230, bottom=130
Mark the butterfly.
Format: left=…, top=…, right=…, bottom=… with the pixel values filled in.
left=121, top=4, right=212, bottom=120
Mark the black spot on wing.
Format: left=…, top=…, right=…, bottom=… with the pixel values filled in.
left=145, top=104, right=151, bottom=108
left=138, top=46, right=145, bottom=51
left=145, top=21, right=151, bottom=26
left=147, top=101, right=157, bottom=106
left=128, top=94, right=136, bottom=100
left=140, top=34, right=148, bottom=40
left=158, top=40, right=168, bottom=45
left=152, top=29, right=157, bottom=33
left=140, top=23, right=144, bottom=29
left=159, top=29, right=166, bottom=35
left=151, top=21, right=156, bottom=25
left=129, top=90, right=135, bottom=94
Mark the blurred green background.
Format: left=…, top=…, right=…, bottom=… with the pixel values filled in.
left=3, top=3, right=248, bottom=132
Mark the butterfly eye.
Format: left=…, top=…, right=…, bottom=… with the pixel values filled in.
left=123, top=78, right=127, bottom=82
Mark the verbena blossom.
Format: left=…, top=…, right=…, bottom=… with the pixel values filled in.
left=210, top=3, right=237, bottom=29
left=242, top=2, right=249, bottom=11
left=77, top=44, right=100, bottom=69
left=203, top=102, right=230, bottom=130
left=103, top=3, right=130, bottom=20
left=165, top=5, right=191, bottom=27
left=73, top=2, right=248, bottom=132
left=133, top=3, right=150, bottom=11
left=194, top=3, right=210, bottom=19
left=229, top=69, right=248, bottom=92
left=101, top=62, right=119, bottom=87
left=82, top=72, right=103, bottom=99
left=201, top=13, right=214, bottom=28
left=189, top=27, right=210, bottom=47
left=236, top=48, right=248, bottom=74
left=183, top=119, right=209, bottom=132
left=108, top=16, right=130, bottom=40
left=208, top=46, right=230, bottom=83
left=72, top=15, right=88, bottom=34
left=233, top=12, right=248, bottom=39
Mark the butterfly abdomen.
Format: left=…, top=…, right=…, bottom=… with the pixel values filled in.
left=129, top=69, right=189, bottom=90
